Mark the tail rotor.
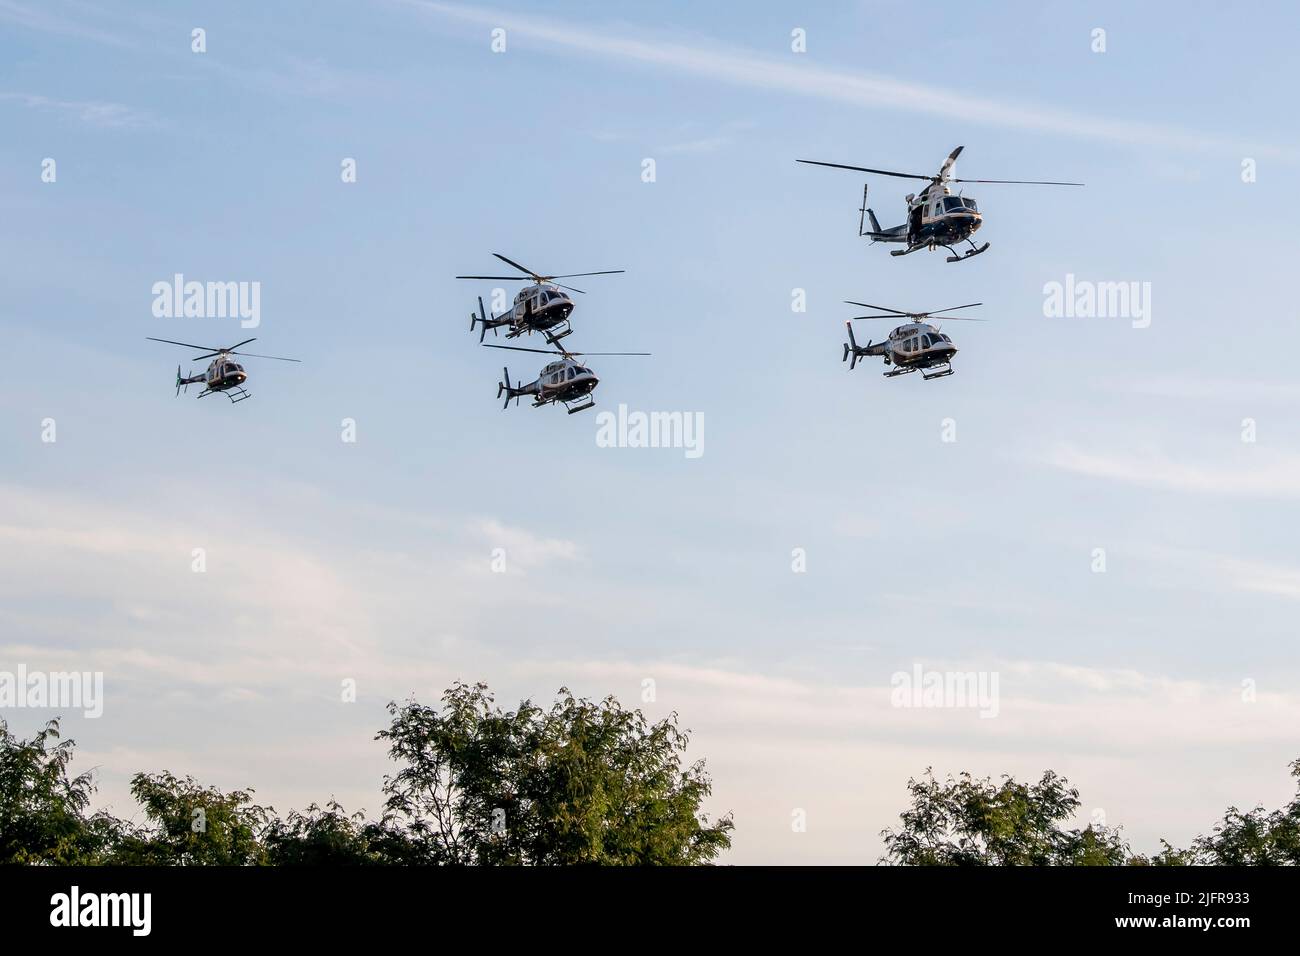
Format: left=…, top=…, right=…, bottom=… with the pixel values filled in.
left=497, top=367, right=519, bottom=409
left=471, top=296, right=499, bottom=344
left=843, top=322, right=868, bottom=370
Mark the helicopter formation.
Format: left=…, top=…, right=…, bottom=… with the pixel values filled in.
left=798, top=146, right=1083, bottom=382
left=457, top=253, right=649, bottom=414
left=142, top=148, right=1078, bottom=404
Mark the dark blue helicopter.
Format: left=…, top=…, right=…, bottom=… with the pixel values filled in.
left=798, top=146, right=1082, bottom=262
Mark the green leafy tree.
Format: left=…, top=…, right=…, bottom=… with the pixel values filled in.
left=1178, top=759, right=1300, bottom=865
left=377, top=682, right=733, bottom=864
left=880, top=767, right=1131, bottom=865
left=0, top=718, right=110, bottom=864
left=106, top=771, right=272, bottom=865
left=262, top=801, right=402, bottom=865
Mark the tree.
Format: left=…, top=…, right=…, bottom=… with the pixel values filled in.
left=377, top=682, right=734, bottom=864
left=106, top=771, right=272, bottom=865
left=880, top=767, right=1131, bottom=865
left=262, top=800, right=392, bottom=865
left=1180, top=759, right=1300, bottom=865
left=0, top=718, right=109, bottom=864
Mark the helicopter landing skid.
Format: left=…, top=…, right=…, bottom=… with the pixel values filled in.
left=565, top=399, right=596, bottom=415
left=889, top=243, right=926, bottom=258
left=923, top=364, right=955, bottom=381
left=945, top=241, right=990, bottom=263
left=883, top=365, right=917, bottom=378
left=199, top=385, right=251, bottom=403
left=543, top=325, right=574, bottom=347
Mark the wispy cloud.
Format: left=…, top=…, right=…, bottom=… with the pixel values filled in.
left=0, top=91, right=154, bottom=128
left=0, top=0, right=136, bottom=48
left=1109, top=376, right=1300, bottom=404
left=1042, top=442, right=1300, bottom=498
left=398, top=0, right=1296, bottom=159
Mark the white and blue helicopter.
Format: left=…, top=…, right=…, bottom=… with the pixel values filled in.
left=841, top=301, right=986, bottom=381
left=457, top=253, right=624, bottom=345
left=798, top=146, right=1082, bottom=262
left=146, top=336, right=300, bottom=403
left=484, top=342, right=649, bottom=415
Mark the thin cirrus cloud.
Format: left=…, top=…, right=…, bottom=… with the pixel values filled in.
left=1042, top=442, right=1300, bottom=498
left=0, top=0, right=136, bottom=48
left=0, top=92, right=154, bottom=128
left=397, top=0, right=1295, bottom=159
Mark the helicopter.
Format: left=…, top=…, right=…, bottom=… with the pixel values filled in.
left=841, top=301, right=985, bottom=381
left=457, top=253, right=624, bottom=344
left=483, top=342, right=649, bottom=415
left=797, top=146, right=1082, bottom=262
left=145, top=336, right=300, bottom=403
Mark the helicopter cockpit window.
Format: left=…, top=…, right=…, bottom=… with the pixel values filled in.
left=567, top=367, right=576, bottom=380
left=962, top=198, right=978, bottom=212
left=943, top=197, right=964, bottom=212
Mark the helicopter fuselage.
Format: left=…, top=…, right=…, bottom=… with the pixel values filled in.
left=531, top=358, right=598, bottom=404
left=181, top=357, right=246, bottom=391
left=499, top=357, right=600, bottom=413
left=510, top=283, right=574, bottom=331
left=904, top=184, right=983, bottom=247
left=884, top=322, right=957, bottom=369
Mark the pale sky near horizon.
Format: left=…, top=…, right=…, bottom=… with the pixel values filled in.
left=3, top=0, right=1300, bottom=863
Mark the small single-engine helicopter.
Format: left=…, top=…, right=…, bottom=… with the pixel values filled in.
left=146, top=336, right=300, bottom=403
left=483, top=342, right=649, bottom=415
left=797, top=146, right=1082, bottom=262
left=457, top=253, right=624, bottom=345
left=841, top=301, right=985, bottom=381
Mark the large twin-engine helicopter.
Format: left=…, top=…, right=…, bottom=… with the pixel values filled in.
left=457, top=253, right=624, bottom=344
left=797, top=146, right=1082, bottom=262
left=483, top=342, right=649, bottom=415
left=146, top=336, right=300, bottom=403
left=841, top=301, right=985, bottom=381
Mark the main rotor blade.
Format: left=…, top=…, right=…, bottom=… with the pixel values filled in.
left=548, top=270, right=625, bottom=279
left=228, top=338, right=257, bottom=351
left=843, top=301, right=911, bottom=315
left=938, top=146, right=964, bottom=180
left=920, top=302, right=983, bottom=316
left=493, top=253, right=542, bottom=278
left=482, top=344, right=649, bottom=356
left=797, top=160, right=932, bottom=181
left=483, top=344, right=562, bottom=355
left=146, top=336, right=222, bottom=352
left=951, top=177, right=1084, bottom=185
left=455, top=277, right=588, bottom=293
left=849, top=315, right=909, bottom=321
left=230, top=351, right=302, bottom=362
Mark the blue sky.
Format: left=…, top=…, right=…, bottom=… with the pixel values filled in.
left=3, top=1, right=1299, bottom=863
